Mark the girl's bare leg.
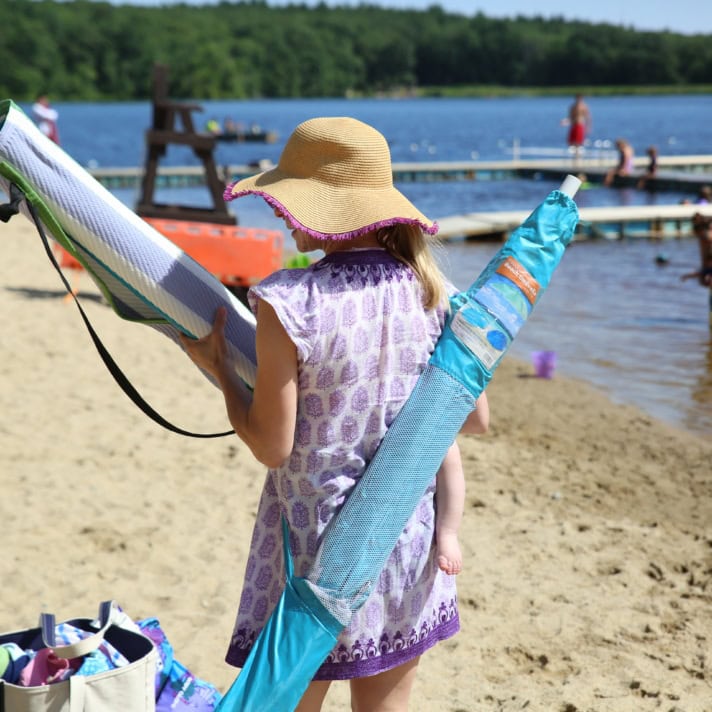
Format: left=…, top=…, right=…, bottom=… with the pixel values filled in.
left=436, top=444, right=465, bottom=575
left=350, top=657, right=420, bottom=712
left=296, top=680, right=331, bottom=712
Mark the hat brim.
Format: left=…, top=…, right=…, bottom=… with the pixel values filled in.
left=224, top=167, right=439, bottom=240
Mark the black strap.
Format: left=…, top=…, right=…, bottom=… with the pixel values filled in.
left=4, top=184, right=233, bottom=438
left=0, top=181, right=24, bottom=222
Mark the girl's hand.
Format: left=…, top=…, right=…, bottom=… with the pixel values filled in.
left=179, top=306, right=229, bottom=379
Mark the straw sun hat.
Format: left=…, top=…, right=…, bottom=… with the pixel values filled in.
left=223, top=116, right=438, bottom=240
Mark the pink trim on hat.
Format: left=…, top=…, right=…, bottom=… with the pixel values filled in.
left=223, top=185, right=439, bottom=240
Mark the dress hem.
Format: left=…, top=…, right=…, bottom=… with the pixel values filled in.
left=225, top=614, right=460, bottom=681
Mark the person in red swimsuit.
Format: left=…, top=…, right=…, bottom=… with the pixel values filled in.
left=31, top=94, right=60, bottom=145
left=566, top=93, right=591, bottom=159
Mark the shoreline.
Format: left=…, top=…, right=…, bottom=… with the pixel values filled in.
left=1, top=216, right=710, bottom=711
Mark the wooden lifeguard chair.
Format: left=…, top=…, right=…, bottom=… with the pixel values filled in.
left=134, top=64, right=283, bottom=301
left=135, top=63, right=236, bottom=225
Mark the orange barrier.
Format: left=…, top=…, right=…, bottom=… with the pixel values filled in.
left=51, top=244, right=84, bottom=299
left=51, top=220, right=284, bottom=295
left=144, top=218, right=284, bottom=288
left=54, top=244, right=83, bottom=270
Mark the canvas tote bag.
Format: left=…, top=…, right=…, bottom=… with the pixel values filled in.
left=0, top=601, right=156, bottom=712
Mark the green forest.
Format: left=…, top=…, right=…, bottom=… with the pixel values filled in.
left=2, top=0, right=712, bottom=101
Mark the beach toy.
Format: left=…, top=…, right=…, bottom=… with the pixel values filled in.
left=532, top=349, right=557, bottom=378
left=215, top=175, right=581, bottom=712
left=0, top=99, right=259, bottom=423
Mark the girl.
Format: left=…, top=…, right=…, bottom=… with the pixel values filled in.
left=180, top=116, right=489, bottom=711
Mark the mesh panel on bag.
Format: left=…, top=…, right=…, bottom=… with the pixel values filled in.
left=308, top=364, right=475, bottom=617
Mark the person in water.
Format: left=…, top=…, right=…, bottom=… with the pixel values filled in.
left=682, top=213, right=712, bottom=287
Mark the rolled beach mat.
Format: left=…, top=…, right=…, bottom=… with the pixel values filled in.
left=0, top=99, right=258, bottom=388
left=215, top=177, right=581, bottom=712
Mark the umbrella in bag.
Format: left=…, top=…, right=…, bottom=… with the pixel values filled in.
left=216, top=176, right=581, bottom=712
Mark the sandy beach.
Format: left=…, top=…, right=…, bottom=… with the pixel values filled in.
left=1, top=215, right=711, bottom=712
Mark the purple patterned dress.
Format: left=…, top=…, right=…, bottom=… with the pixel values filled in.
left=225, top=248, right=459, bottom=680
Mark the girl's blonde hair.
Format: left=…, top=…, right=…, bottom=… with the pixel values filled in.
left=376, top=224, right=447, bottom=310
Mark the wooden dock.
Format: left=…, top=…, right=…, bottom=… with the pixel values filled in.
left=437, top=203, right=712, bottom=241
left=517, top=164, right=712, bottom=193
left=89, top=155, right=712, bottom=191
left=88, top=155, right=712, bottom=241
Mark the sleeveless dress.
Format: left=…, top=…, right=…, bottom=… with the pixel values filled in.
left=225, top=248, right=459, bottom=680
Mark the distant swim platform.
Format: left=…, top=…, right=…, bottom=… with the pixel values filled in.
left=214, top=129, right=278, bottom=144
left=89, top=155, right=712, bottom=192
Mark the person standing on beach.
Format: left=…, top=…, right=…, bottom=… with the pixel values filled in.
left=565, top=93, right=591, bottom=160
left=31, top=93, right=59, bottom=144
left=179, top=116, right=489, bottom=711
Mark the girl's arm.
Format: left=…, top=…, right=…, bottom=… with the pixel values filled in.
left=459, top=391, right=489, bottom=435
left=180, top=303, right=298, bottom=468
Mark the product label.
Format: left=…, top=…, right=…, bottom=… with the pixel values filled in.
left=450, top=304, right=510, bottom=370
left=450, top=257, right=541, bottom=371
left=448, top=257, right=541, bottom=370
left=497, top=256, right=540, bottom=305
left=473, top=257, right=539, bottom=340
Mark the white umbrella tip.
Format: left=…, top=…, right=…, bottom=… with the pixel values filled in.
left=560, top=174, right=582, bottom=198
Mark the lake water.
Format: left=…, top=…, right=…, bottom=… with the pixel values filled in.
left=12, top=95, right=712, bottom=435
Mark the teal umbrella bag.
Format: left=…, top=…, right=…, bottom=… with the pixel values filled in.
left=217, top=517, right=344, bottom=712
left=217, top=180, right=580, bottom=712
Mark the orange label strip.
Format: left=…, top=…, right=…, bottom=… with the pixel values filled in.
left=496, top=256, right=540, bottom=305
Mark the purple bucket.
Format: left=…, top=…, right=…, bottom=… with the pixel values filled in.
left=531, top=350, right=557, bottom=379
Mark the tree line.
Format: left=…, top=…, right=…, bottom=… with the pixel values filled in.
left=1, top=0, right=711, bottom=101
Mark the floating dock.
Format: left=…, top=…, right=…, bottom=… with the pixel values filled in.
left=437, top=203, right=712, bottom=241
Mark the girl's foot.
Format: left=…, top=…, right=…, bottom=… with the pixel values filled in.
left=437, top=530, right=462, bottom=575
